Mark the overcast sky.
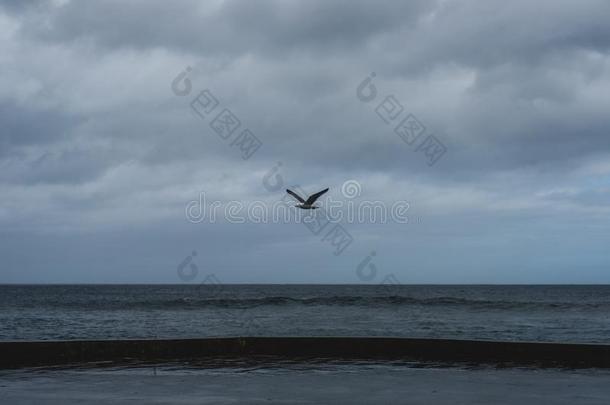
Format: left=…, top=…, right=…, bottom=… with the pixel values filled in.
left=1, top=0, right=610, bottom=283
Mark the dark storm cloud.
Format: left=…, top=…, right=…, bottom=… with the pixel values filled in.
left=7, top=0, right=610, bottom=177
left=0, top=102, right=78, bottom=155
left=0, top=0, right=45, bottom=13
left=18, top=0, right=434, bottom=54
left=1, top=0, right=608, bottom=185
left=386, top=0, right=610, bottom=73
left=0, top=147, right=114, bottom=185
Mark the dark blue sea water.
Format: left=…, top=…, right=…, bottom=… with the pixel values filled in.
left=1, top=285, right=610, bottom=342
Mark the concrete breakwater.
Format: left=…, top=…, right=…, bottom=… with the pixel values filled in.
left=2, top=337, right=610, bottom=369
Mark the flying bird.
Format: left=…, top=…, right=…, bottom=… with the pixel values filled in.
left=286, top=188, right=329, bottom=209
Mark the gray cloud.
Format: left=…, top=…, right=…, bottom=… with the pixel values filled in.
left=0, top=102, right=77, bottom=154
left=18, top=0, right=434, bottom=55
left=1, top=0, right=610, bottom=283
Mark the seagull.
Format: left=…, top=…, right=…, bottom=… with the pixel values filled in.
left=286, top=188, right=329, bottom=209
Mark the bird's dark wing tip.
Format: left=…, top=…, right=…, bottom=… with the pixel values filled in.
left=286, top=189, right=305, bottom=203
left=306, top=187, right=330, bottom=204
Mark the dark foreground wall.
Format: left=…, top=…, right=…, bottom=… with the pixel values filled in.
left=2, top=337, right=610, bottom=369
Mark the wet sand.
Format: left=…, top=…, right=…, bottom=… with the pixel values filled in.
left=2, top=362, right=610, bottom=404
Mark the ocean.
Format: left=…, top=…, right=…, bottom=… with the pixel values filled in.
left=1, top=284, right=609, bottom=342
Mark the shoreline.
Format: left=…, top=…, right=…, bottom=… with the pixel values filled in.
left=4, top=362, right=610, bottom=405
left=3, top=336, right=610, bottom=369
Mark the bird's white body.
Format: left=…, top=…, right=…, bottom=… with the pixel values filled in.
left=296, top=204, right=319, bottom=209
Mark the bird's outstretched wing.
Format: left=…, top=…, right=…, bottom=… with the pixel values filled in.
left=306, top=188, right=329, bottom=205
left=286, top=189, right=305, bottom=203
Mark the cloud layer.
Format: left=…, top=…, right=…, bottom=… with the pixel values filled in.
left=1, top=0, right=610, bottom=283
